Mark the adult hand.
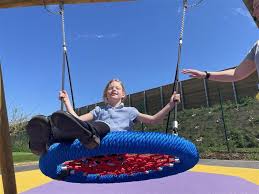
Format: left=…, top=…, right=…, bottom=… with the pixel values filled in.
left=182, top=69, right=206, bottom=79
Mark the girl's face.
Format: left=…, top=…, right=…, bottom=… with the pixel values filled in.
left=106, top=81, right=125, bottom=104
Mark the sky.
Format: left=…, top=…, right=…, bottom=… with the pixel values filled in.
left=0, top=0, right=258, bottom=119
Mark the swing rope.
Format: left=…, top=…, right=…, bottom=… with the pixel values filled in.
left=59, top=2, right=76, bottom=111
left=165, top=0, right=187, bottom=134
left=42, top=0, right=76, bottom=111
left=165, top=0, right=204, bottom=134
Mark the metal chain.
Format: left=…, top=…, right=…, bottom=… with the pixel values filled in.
left=59, top=3, right=67, bottom=52
left=179, top=1, right=187, bottom=46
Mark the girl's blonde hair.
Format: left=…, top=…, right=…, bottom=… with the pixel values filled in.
left=103, top=79, right=127, bottom=103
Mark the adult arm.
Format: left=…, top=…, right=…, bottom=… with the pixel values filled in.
left=182, top=41, right=258, bottom=82
left=182, top=60, right=256, bottom=82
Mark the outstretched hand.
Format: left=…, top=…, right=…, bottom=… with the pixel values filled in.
left=182, top=69, right=206, bottom=79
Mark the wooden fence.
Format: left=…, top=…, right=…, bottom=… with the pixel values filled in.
left=77, top=72, right=258, bottom=115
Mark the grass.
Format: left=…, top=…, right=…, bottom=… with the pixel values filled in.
left=12, top=152, right=39, bottom=164
left=135, top=97, right=259, bottom=160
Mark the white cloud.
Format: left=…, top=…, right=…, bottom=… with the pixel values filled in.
left=232, top=7, right=251, bottom=18
left=232, top=7, right=256, bottom=27
left=73, top=33, right=120, bottom=40
left=96, top=35, right=104, bottom=39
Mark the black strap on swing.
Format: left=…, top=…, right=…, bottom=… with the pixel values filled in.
left=165, top=0, right=204, bottom=134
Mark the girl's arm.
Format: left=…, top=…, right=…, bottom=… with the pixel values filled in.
left=59, top=90, right=94, bottom=122
left=137, top=92, right=180, bottom=125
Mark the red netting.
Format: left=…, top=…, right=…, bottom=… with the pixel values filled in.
left=62, top=154, right=177, bottom=176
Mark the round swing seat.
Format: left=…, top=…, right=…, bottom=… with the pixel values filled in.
left=39, top=131, right=199, bottom=183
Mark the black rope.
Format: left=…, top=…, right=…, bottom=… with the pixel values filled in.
left=61, top=43, right=66, bottom=111
left=65, top=51, right=76, bottom=109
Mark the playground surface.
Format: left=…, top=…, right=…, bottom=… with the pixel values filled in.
left=0, top=159, right=258, bottom=194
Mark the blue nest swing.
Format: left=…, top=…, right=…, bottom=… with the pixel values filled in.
left=39, top=131, right=199, bottom=183
left=39, top=0, right=200, bottom=183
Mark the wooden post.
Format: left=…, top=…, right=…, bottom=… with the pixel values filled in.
left=0, top=64, right=17, bottom=194
left=143, top=91, right=147, bottom=114
left=141, top=91, right=147, bottom=131
left=203, top=79, right=209, bottom=107
left=159, top=86, right=164, bottom=109
left=179, top=81, right=184, bottom=110
left=231, top=82, right=238, bottom=109
left=128, top=94, right=131, bottom=106
left=0, top=0, right=131, bottom=9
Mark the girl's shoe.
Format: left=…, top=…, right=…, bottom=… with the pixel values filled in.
left=50, top=111, right=101, bottom=149
left=26, top=115, right=51, bottom=155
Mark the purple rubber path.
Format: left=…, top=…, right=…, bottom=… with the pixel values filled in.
left=22, top=172, right=259, bottom=194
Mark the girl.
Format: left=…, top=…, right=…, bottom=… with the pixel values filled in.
left=26, top=79, right=180, bottom=155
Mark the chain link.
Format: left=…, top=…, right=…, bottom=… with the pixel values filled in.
left=179, top=0, right=187, bottom=44
left=60, top=3, right=67, bottom=50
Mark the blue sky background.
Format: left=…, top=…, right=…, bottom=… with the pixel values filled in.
left=0, top=0, right=258, bottom=118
